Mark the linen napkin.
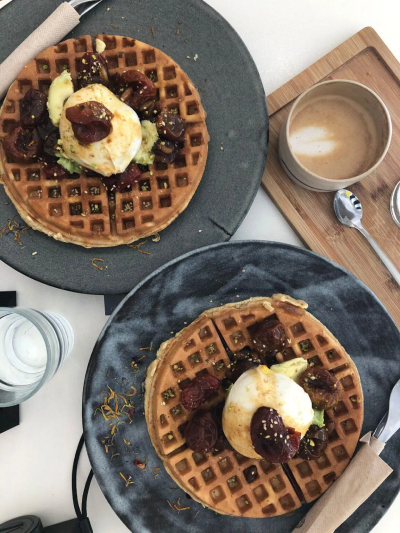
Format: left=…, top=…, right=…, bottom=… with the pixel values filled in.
left=0, top=2, right=80, bottom=99
left=293, top=432, right=393, bottom=532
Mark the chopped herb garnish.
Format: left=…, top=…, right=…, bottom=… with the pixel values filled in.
left=162, top=388, right=175, bottom=400
left=91, top=257, right=105, bottom=271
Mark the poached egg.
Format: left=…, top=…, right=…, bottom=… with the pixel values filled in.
left=59, top=84, right=142, bottom=177
left=222, top=365, right=313, bottom=459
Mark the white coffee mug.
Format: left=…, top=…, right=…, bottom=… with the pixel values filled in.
left=279, top=80, right=392, bottom=192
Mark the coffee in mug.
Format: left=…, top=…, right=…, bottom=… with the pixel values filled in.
left=279, top=80, right=392, bottom=191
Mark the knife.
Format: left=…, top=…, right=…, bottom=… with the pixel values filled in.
left=0, top=0, right=14, bottom=10
left=294, top=378, right=400, bottom=532
left=0, top=0, right=106, bottom=100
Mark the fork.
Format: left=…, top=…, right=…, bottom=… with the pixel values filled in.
left=69, top=0, right=103, bottom=16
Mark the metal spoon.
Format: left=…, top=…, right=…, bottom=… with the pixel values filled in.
left=334, top=189, right=400, bottom=285
left=390, top=181, right=400, bottom=228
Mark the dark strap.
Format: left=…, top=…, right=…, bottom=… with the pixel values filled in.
left=72, top=434, right=93, bottom=532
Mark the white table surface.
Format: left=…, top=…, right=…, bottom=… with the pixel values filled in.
left=0, top=0, right=399, bottom=530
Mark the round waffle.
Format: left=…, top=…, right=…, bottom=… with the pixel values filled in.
left=145, top=294, right=363, bottom=518
left=0, top=34, right=209, bottom=247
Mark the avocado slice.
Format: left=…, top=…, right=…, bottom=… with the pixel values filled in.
left=134, top=120, right=158, bottom=165
left=312, top=409, right=325, bottom=428
left=270, top=357, right=308, bottom=382
left=47, top=70, right=74, bottom=127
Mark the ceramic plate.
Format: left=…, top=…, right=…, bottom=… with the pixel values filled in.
left=0, top=0, right=268, bottom=294
left=83, top=241, right=400, bottom=532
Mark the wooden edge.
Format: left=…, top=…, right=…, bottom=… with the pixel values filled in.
left=266, top=27, right=392, bottom=115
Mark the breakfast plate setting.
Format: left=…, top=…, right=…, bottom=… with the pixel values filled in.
left=0, top=0, right=268, bottom=294
left=83, top=241, right=400, bottom=533
left=0, top=1, right=400, bottom=533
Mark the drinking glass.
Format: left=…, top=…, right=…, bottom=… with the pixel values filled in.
left=0, top=307, right=74, bottom=407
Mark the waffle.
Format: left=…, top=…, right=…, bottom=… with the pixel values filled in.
left=144, top=295, right=363, bottom=518
left=0, top=35, right=209, bottom=247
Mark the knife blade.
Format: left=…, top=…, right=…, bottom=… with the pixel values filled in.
left=373, top=378, right=400, bottom=442
left=0, top=0, right=14, bottom=10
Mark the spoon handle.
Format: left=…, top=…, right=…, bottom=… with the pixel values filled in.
left=357, top=226, right=400, bottom=285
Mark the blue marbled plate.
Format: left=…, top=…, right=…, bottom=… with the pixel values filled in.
left=83, top=241, right=400, bottom=532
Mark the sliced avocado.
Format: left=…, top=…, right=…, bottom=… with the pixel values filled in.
left=134, top=120, right=158, bottom=165
left=56, top=154, right=82, bottom=175
left=312, top=409, right=325, bottom=428
left=47, top=70, right=74, bottom=127
left=270, top=358, right=308, bottom=382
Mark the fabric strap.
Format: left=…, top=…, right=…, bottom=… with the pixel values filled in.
left=0, top=2, right=80, bottom=99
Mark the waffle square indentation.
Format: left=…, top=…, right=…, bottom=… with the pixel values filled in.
left=295, top=461, right=312, bottom=478
left=210, top=485, right=225, bottom=503
left=163, top=66, right=176, bottom=80
left=125, top=52, right=137, bottom=67
left=175, top=458, right=190, bottom=475
left=279, top=493, right=296, bottom=510
left=262, top=503, right=276, bottom=515
left=201, top=467, right=216, bottom=484
left=341, top=418, right=358, bottom=435
left=48, top=187, right=61, bottom=198
left=332, top=444, right=349, bottom=462
left=157, top=177, right=169, bottom=189
left=340, top=375, right=355, bottom=391
left=226, top=475, right=242, bottom=493
left=315, top=452, right=331, bottom=470
left=69, top=203, right=82, bottom=216
left=143, top=49, right=156, bottom=64
left=49, top=204, right=63, bottom=217
left=290, top=322, right=306, bottom=337
left=175, top=174, right=188, bottom=187
left=235, top=494, right=252, bottom=513
left=91, top=220, right=104, bottom=233
left=253, top=484, right=268, bottom=502
left=171, top=361, right=185, bottom=373
left=218, top=457, right=233, bottom=474
left=56, top=59, right=70, bottom=73
left=270, top=475, right=285, bottom=493
left=325, top=348, right=341, bottom=363
left=305, top=480, right=322, bottom=498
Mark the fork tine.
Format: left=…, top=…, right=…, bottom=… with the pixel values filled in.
left=390, top=182, right=400, bottom=228
left=69, top=0, right=104, bottom=17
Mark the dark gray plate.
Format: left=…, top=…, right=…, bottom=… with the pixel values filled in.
left=0, top=0, right=268, bottom=294
left=83, top=241, right=400, bottom=533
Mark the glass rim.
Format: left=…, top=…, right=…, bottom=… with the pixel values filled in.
left=0, top=307, right=54, bottom=407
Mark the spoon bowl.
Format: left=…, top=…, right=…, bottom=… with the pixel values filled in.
left=333, top=189, right=363, bottom=228
left=333, top=189, right=400, bottom=285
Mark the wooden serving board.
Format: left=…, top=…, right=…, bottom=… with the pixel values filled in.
left=263, top=27, right=400, bottom=327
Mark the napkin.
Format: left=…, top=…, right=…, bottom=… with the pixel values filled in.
left=293, top=432, right=393, bottom=533
left=0, top=2, right=80, bottom=99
